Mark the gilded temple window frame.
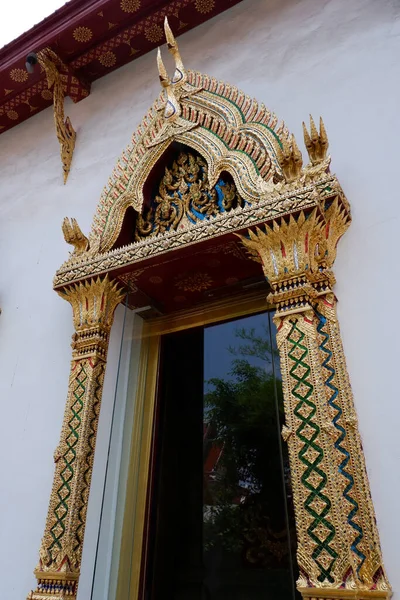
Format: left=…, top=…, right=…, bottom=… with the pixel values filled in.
left=27, top=18, right=392, bottom=600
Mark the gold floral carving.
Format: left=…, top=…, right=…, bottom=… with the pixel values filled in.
left=27, top=276, right=124, bottom=600
left=98, top=50, right=117, bottom=67
left=118, top=268, right=146, bottom=292
left=195, top=0, right=215, bottom=13
left=10, top=67, right=28, bottom=82
left=73, top=26, right=93, bottom=42
left=204, top=240, right=247, bottom=260
left=144, top=23, right=163, bottom=43
left=7, top=110, right=18, bottom=120
left=135, top=151, right=242, bottom=239
left=36, top=48, right=76, bottom=184
left=175, top=272, right=213, bottom=292
left=149, top=275, right=163, bottom=284
left=30, top=19, right=392, bottom=600
left=41, top=89, right=53, bottom=100
left=120, top=0, right=141, bottom=12
left=194, top=0, right=215, bottom=14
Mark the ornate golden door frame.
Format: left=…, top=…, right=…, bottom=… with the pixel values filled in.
left=28, top=18, right=391, bottom=600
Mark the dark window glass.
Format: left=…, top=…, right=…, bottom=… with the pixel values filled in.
left=142, top=313, right=298, bottom=600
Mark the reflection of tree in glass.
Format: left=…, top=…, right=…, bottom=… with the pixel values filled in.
left=203, top=326, right=295, bottom=568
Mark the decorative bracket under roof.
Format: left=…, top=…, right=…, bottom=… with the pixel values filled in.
left=25, top=48, right=90, bottom=183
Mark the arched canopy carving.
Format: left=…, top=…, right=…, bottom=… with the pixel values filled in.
left=88, top=69, right=290, bottom=255
left=53, top=22, right=338, bottom=294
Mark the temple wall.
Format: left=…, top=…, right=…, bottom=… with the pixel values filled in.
left=0, top=0, right=399, bottom=597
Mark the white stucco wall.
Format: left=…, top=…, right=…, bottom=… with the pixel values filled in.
left=0, top=0, right=399, bottom=597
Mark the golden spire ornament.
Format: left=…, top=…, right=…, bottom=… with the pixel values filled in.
left=148, top=18, right=197, bottom=147
left=164, top=16, right=186, bottom=85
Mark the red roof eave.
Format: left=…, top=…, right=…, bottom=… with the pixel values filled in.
left=0, top=0, right=243, bottom=135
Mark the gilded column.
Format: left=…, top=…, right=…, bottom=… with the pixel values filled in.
left=314, top=291, right=387, bottom=592
left=239, top=202, right=391, bottom=600
left=28, top=275, right=124, bottom=600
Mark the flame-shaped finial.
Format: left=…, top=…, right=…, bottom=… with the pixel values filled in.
left=157, top=47, right=170, bottom=88
left=164, top=17, right=186, bottom=85
left=156, top=46, right=180, bottom=120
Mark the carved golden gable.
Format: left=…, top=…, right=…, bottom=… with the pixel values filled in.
left=89, top=44, right=292, bottom=254
left=55, top=18, right=336, bottom=291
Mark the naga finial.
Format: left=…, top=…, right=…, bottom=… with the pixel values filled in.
left=151, top=19, right=196, bottom=144
left=62, top=217, right=89, bottom=255
left=164, top=17, right=186, bottom=85
left=303, top=115, right=329, bottom=165
left=31, top=48, right=76, bottom=184
left=279, top=134, right=303, bottom=183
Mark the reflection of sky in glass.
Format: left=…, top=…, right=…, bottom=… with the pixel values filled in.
left=204, top=312, right=280, bottom=392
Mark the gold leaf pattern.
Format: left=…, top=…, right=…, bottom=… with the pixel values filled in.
left=10, top=68, right=28, bottom=83
left=41, top=89, right=53, bottom=100
left=136, top=152, right=242, bottom=241
left=175, top=272, right=212, bottom=292
left=120, top=0, right=141, bottom=12
left=195, top=0, right=215, bottom=13
left=99, top=51, right=117, bottom=67
left=73, top=26, right=93, bottom=42
left=145, top=23, right=163, bottom=43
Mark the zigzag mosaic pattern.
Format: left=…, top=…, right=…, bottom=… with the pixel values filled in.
left=316, top=311, right=366, bottom=576
left=288, top=320, right=337, bottom=582
left=49, top=364, right=87, bottom=553
left=74, top=363, right=104, bottom=553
